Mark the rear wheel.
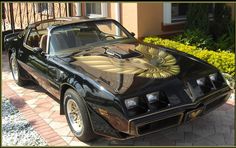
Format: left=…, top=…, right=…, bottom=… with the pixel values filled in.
left=10, top=52, right=27, bottom=86
left=64, top=89, right=96, bottom=142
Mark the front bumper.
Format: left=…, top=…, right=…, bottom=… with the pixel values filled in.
left=128, top=86, right=232, bottom=136
left=89, top=86, right=232, bottom=140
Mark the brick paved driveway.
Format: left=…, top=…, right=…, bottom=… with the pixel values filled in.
left=2, top=51, right=235, bottom=146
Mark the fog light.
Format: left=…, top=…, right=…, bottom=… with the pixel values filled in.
left=146, top=92, right=159, bottom=103
left=125, top=97, right=138, bottom=109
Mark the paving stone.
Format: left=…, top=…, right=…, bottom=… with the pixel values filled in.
left=215, top=125, right=231, bottom=134
left=25, top=98, right=38, bottom=105
left=164, top=131, right=184, bottom=141
left=184, top=132, right=202, bottom=143
left=150, top=136, right=175, bottom=146
left=43, top=118, right=53, bottom=124
left=39, top=111, right=54, bottom=119
left=224, top=133, right=234, bottom=146
left=143, top=132, right=164, bottom=142
left=69, top=140, right=89, bottom=146
left=192, top=120, right=215, bottom=131
left=193, top=129, right=215, bottom=138
left=177, top=123, right=192, bottom=132
left=50, top=106, right=60, bottom=111
left=134, top=141, right=150, bottom=146
left=193, top=138, right=216, bottom=146
left=206, top=134, right=226, bottom=145
left=158, top=127, right=177, bottom=136
left=61, top=136, right=73, bottom=144
left=54, top=126, right=71, bottom=136
left=230, top=129, right=234, bottom=134
left=176, top=142, right=192, bottom=146
left=90, top=138, right=109, bottom=146
left=109, top=139, right=134, bottom=146
left=28, top=104, right=37, bottom=109
left=49, top=121, right=68, bottom=129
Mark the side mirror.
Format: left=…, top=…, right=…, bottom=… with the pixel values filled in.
left=130, top=32, right=135, bottom=37
left=33, top=47, right=43, bottom=54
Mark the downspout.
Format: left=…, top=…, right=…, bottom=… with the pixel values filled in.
left=115, top=3, right=121, bottom=36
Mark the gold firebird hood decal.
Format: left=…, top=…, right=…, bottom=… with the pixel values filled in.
left=74, top=44, right=180, bottom=79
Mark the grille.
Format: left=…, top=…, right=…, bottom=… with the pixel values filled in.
left=137, top=114, right=182, bottom=135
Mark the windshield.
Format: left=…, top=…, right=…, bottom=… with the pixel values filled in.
left=49, top=20, right=133, bottom=55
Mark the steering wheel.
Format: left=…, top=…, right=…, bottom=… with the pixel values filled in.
left=101, top=35, right=116, bottom=40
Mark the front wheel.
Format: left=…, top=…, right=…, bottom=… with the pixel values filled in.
left=64, top=89, right=96, bottom=142
left=10, top=52, right=27, bottom=86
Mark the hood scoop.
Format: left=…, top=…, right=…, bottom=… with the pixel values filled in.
left=104, top=46, right=141, bottom=59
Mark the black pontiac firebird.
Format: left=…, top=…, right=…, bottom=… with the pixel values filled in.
left=4, top=17, right=232, bottom=142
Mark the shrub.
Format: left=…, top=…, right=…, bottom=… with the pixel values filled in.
left=172, top=28, right=215, bottom=50
left=211, top=3, right=232, bottom=39
left=186, top=3, right=210, bottom=33
left=183, top=3, right=234, bottom=52
left=215, top=21, right=235, bottom=52
left=143, top=37, right=235, bottom=76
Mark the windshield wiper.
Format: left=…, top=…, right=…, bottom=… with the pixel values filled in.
left=60, top=49, right=89, bottom=58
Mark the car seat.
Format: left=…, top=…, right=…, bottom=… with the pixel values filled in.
left=39, top=35, right=48, bottom=52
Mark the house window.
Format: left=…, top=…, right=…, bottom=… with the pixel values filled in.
left=171, top=3, right=188, bottom=23
left=163, top=3, right=215, bottom=24
left=85, top=2, right=107, bottom=18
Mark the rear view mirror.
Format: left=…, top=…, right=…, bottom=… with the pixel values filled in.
left=131, top=32, right=135, bottom=37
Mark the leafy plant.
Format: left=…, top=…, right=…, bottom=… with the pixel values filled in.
left=210, top=3, right=232, bottom=39
left=143, top=37, right=235, bottom=76
left=186, top=3, right=210, bottom=33
left=172, top=29, right=215, bottom=50
left=215, top=21, right=235, bottom=52
left=183, top=3, right=234, bottom=52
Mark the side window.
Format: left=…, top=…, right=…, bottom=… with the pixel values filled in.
left=26, top=29, right=40, bottom=48
left=26, top=28, right=48, bottom=52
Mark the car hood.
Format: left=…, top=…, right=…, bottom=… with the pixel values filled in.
left=59, top=42, right=217, bottom=96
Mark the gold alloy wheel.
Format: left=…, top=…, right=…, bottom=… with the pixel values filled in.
left=66, top=99, right=84, bottom=134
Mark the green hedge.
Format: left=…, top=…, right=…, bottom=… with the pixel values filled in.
left=143, top=37, right=235, bottom=76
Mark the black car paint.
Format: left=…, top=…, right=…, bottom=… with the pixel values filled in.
left=5, top=19, right=232, bottom=139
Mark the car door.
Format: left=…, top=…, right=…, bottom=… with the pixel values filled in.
left=18, top=27, right=50, bottom=91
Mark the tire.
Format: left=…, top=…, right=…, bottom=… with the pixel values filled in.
left=9, top=52, right=27, bottom=86
left=64, top=88, right=96, bottom=142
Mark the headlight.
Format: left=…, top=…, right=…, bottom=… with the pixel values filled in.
left=146, top=92, right=159, bottom=103
left=196, top=77, right=205, bottom=86
left=209, top=73, right=217, bottom=81
left=125, top=97, right=139, bottom=109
